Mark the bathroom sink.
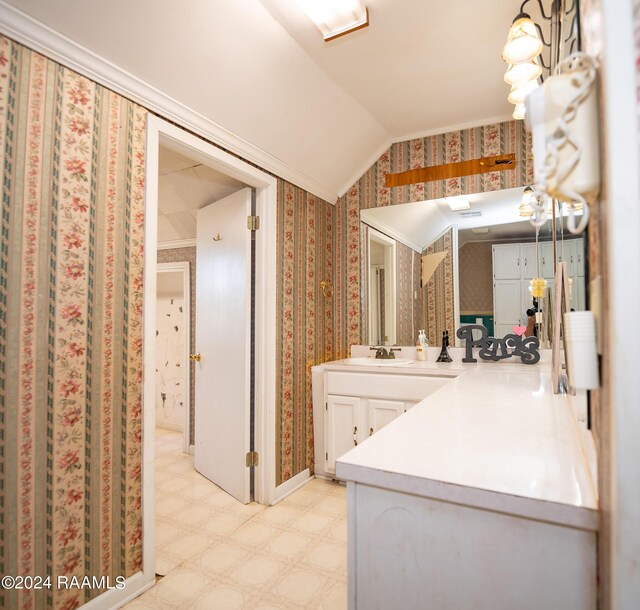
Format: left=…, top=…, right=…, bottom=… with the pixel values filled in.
left=345, top=357, right=414, bottom=366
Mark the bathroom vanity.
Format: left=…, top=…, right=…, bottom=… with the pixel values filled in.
left=313, top=347, right=598, bottom=610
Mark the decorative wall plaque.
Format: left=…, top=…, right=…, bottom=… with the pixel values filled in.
left=456, top=325, right=540, bottom=365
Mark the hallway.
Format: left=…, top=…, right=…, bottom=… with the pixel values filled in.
left=125, top=430, right=347, bottom=609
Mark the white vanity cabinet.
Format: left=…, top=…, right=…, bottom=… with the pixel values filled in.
left=313, top=366, right=451, bottom=478
left=326, top=395, right=409, bottom=473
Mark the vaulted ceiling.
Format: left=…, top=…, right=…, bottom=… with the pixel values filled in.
left=4, top=0, right=518, bottom=201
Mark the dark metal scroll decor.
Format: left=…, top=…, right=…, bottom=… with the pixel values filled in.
left=456, top=325, right=540, bottom=365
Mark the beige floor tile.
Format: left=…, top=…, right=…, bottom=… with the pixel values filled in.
left=156, top=495, right=189, bottom=518
left=315, top=494, right=348, bottom=515
left=195, top=543, right=246, bottom=573
left=192, top=584, right=246, bottom=610
left=234, top=556, right=281, bottom=587
left=202, top=511, right=247, bottom=536
left=178, top=502, right=216, bottom=527
left=124, top=430, right=348, bottom=609
left=155, top=520, right=183, bottom=546
left=328, top=519, right=348, bottom=543
left=318, top=581, right=348, bottom=610
left=265, top=530, right=311, bottom=558
left=153, top=570, right=208, bottom=605
left=293, top=510, right=332, bottom=535
left=231, top=521, right=278, bottom=547
left=167, top=531, right=211, bottom=559
left=303, top=541, right=346, bottom=570
left=273, top=569, right=324, bottom=604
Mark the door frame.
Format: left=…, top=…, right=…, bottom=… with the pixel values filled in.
left=142, top=115, right=278, bottom=584
left=367, top=228, right=397, bottom=345
left=156, top=261, right=191, bottom=453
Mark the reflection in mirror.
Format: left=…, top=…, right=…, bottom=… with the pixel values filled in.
left=361, top=188, right=587, bottom=347
left=367, top=229, right=396, bottom=346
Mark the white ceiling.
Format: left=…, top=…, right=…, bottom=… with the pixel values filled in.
left=157, top=145, right=246, bottom=244
left=4, top=0, right=517, bottom=201
left=362, top=188, right=528, bottom=251
left=362, top=188, right=583, bottom=250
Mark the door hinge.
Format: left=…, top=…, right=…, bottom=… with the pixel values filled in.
left=326, top=452, right=328, bottom=461
left=247, top=215, right=260, bottom=231
left=245, top=451, right=259, bottom=467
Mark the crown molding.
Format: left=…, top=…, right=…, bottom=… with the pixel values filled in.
left=157, top=238, right=197, bottom=251
left=0, top=1, right=338, bottom=204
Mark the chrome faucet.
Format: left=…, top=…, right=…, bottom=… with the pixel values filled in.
left=370, top=346, right=402, bottom=359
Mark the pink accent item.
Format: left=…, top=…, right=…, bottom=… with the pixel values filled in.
left=513, top=325, right=527, bottom=336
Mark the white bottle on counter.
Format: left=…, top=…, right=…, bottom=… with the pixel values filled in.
left=416, top=330, right=428, bottom=361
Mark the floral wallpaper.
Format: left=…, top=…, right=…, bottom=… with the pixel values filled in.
left=0, top=36, right=146, bottom=609
left=275, top=181, right=334, bottom=485
left=335, top=121, right=534, bottom=357
left=422, top=229, right=455, bottom=346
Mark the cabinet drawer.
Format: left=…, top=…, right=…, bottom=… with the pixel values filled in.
left=326, top=372, right=449, bottom=401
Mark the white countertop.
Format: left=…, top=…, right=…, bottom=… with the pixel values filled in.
left=332, top=359, right=598, bottom=530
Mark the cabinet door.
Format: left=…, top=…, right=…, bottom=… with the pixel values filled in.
left=326, top=395, right=360, bottom=474
left=573, top=276, right=586, bottom=311
left=494, top=280, right=522, bottom=337
left=522, top=243, right=539, bottom=280
left=366, top=399, right=405, bottom=438
left=558, top=240, right=576, bottom=277
left=575, top=238, right=585, bottom=277
left=541, top=242, right=555, bottom=279
left=493, top=244, right=522, bottom=279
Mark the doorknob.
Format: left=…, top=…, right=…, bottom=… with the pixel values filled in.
left=189, top=353, right=201, bottom=362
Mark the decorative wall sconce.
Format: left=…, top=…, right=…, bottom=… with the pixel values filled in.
left=320, top=280, right=334, bottom=298
left=501, top=0, right=581, bottom=120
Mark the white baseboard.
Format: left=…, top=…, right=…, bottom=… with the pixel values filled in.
left=79, top=571, right=154, bottom=610
left=273, top=468, right=312, bottom=505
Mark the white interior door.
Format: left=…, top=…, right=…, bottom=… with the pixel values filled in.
left=194, top=187, right=252, bottom=503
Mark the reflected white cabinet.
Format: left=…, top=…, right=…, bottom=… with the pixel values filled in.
left=493, top=239, right=586, bottom=337
left=493, top=244, right=521, bottom=279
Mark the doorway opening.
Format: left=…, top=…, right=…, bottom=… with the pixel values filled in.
left=367, top=228, right=397, bottom=346
left=155, top=263, right=191, bottom=454
left=142, top=116, right=278, bottom=585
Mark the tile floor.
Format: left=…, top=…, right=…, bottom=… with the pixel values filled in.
left=124, top=428, right=347, bottom=609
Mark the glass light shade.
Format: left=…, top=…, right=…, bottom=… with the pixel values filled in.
left=507, top=80, right=539, bottom=105
left=513, top=103, right=527, bottom=120
left=504, top=59, right=542, bottom=86
left=529, top=277, right=547, bottom=298
left=519, top=187, right=535, bottom=216
left=297, top=0, right=368, bottom=41
left=502, top=15, right=544, bottom=64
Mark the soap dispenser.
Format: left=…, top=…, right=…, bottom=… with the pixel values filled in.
left=416, top=329, right=427, bottom=361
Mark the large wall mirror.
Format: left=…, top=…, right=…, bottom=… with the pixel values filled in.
left=361, top=188, right=588, bottom=347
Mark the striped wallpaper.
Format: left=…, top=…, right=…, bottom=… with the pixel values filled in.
left=422, top=229, right=455, bottom=347
left=275, top=181, right=334, bottom=485
left=0, top=36, right=146, bottom=609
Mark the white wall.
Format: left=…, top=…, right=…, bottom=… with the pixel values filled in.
left=155, top=292, right=186, bottom=431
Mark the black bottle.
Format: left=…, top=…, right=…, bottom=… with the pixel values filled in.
left=436, top=330, right=452, bottom=363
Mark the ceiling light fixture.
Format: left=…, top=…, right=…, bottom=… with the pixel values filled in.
left=297, top=0, right=369, bottom=42
left=446, top=196, right=471, bottom=212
